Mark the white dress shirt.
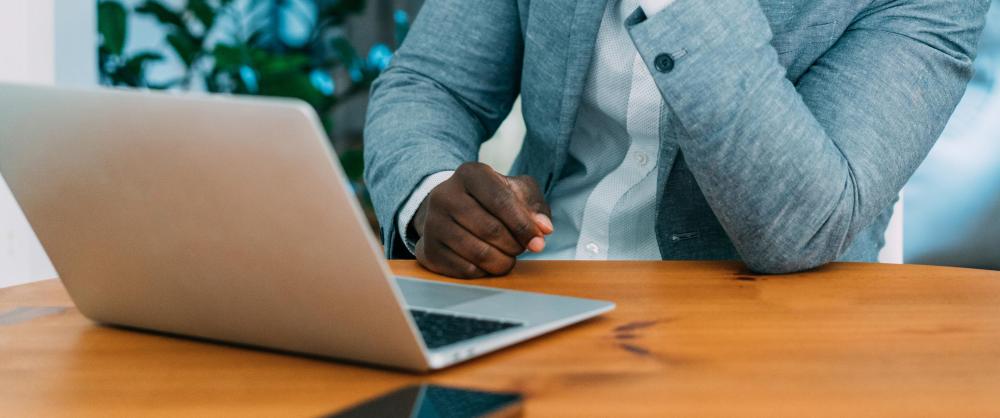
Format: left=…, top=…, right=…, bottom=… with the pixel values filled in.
left=397, top=0, right=676, bottom=260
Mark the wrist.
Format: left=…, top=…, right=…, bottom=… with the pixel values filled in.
left=396, top=170, right=456, bottom=255
left=411, top=198, right=429, bottom=240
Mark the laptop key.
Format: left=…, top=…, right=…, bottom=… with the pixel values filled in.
left=408, top=309, right=522, bottom=349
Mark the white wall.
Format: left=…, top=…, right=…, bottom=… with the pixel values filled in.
left=0, top=0, right=96, bottom=288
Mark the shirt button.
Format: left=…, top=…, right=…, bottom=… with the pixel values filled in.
left=585, top=242, right=601, bottom=255
left=654, top=53, right=675, bottom=73
left=634, top=151, right=649, bottom=167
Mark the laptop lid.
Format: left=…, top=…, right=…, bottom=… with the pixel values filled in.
left=0, top=83, right=429, bottom=370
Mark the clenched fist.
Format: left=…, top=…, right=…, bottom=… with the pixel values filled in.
left=411, top=162, right=553, bottom=278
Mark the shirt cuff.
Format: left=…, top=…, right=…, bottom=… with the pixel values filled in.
left=638, top=0, right=676, bottom=16
left=396, top=170, right=455, bottom=255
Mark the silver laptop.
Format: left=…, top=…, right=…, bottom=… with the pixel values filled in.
left=0, top=83, right=613, bottom=372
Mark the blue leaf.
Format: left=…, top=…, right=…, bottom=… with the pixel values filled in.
left=310, top=69, right=335, bottom=96
left=239, top=65, right=259, bottom=93
left=393, top=9, right=408, bottom=26
left=367, top=43, right=393, bottom=71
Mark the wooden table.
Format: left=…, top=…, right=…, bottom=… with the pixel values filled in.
left=2, top=261, right=999, bottom=417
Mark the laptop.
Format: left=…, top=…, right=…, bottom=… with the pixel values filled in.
left=0, top=83, right=614, bottom=372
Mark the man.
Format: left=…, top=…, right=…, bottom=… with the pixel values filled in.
left=364, top=0, right=990, bottom=278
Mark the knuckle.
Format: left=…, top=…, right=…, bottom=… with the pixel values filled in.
left=456, top=162, right=486, bottom=177
left=435, top=225, right=459, bottom=245
left=514, top=175, right=540, bottom=189
left=482, top=220, right=505, bottom=241
left=462, top=263, right=482, bottom=278
left=472, top=242, right=493, bottom=264
left=491, top=191, right=517, bottom=212
left=511, top=220, right=533, bottom=238
left=491, top=256, right=516, bottom=276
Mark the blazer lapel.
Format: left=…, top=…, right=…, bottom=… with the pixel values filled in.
left=550, top=0, right=610, bottom=188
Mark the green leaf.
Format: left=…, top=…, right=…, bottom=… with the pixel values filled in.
left=329, top=37, right=360, bottom=67
left=123, top=51, right=164, bottom=72
left=246, top=28, right=267, bottom=48
left=135, top=1, right=186, bottom=31
left=253, top=51, right=311, bottom=77
left=98, top=1, right=128, bottom=56
left=339, top=149, right=365, bottom=181
left=186, top=0, right=215, bottom=30
left=106, top=51, right=162, bottom=87
left=120, top=51, right=164, bottom=86
left=319, top=0, right=366, bottom=19
left=212, top=43, right=245, bottom=71
left=166, top=32, right=199, bottom=67
left=257, top=70, right=330, bottom=110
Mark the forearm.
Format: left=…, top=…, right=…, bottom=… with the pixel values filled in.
left=626, top=0, right=987, bottom=272
left=363, top=0, right=524, bottom=257
left=365, top=68, right=481, bottom=257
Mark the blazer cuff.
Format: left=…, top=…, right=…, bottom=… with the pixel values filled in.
left=396, top=170, right=455, bottom=255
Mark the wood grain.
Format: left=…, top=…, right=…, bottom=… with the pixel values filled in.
left=1, top=261, right=999, bottom=417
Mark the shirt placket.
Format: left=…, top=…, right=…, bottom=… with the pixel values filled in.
left=575, top=45, right=662, bottom=260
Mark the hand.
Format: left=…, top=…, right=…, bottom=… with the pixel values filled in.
left=412, top=162, right=553, bottom=278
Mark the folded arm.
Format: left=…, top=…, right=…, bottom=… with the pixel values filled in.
left=627, top=0, right=989, bottom=273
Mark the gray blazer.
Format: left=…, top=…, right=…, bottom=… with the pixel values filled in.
left=364, top=0, right=989, bottom=273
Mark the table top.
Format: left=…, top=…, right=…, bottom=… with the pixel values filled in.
left=2, top=260, right=999, bottom=417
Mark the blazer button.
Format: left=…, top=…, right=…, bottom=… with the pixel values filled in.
left=654, top=53, right=675, bottom=73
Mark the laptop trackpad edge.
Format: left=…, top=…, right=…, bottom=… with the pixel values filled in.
left=394, top=277, right=500, bottom=309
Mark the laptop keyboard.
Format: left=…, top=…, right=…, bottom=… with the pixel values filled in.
left=408, top=309, right=522, bottom=349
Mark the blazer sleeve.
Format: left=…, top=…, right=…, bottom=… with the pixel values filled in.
left=364, top=0, right=524, bottom=258
left=626, top=0, right=990, bottom=273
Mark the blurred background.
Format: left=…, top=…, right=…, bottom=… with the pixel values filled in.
left=0, top=0, right=996, bottom=287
